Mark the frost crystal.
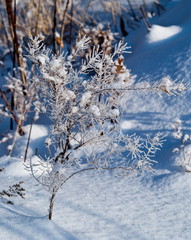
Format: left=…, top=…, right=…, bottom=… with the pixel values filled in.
left=26, top=35, right=171, bottom=202
left=80, top=91, right=92, bottom=107
left=89, top=105, right=101, bottom=117
left=158, top=77, right=186, bottom=95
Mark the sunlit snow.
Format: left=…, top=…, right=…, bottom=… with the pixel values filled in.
left=147, top=24, right=182, bottom=43
left=1, top=0, right=191, bottom=239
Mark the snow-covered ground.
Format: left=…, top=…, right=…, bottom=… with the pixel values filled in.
left=1, top=0, right=191, bottom=239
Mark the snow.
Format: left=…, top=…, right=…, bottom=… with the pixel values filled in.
left=147, top=24, right=182, bottom=43
left=36, top=55, right=46, bottom=65
left=109, top=108, right=119, bottom=118
left=11, top=124, right=49, bottom=158
left=0, top=207, right=75, bottom=240
left=1, top=0, right=191, bottom=239
left=62, top=90, right=76, bottom=101
left=71, top=106, right=79, bottom=114
left=1, top=157, right=191, bottom=239
left=121, top=120, right=136, bottom=130
left=89, top=105, right=101, bottom=117
left=80, top=91, right=92, bottom=107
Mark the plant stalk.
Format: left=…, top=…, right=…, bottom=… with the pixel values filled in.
left=48, top=191, right=56, bottom=220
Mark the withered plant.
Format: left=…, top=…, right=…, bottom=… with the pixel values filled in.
left=25, top=35, right=185, bottom=220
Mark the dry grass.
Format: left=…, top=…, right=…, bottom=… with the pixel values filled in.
left=0, top=0, right=165, bottom=137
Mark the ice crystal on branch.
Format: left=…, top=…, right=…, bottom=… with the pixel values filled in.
left=157, top=76, right=186, bottom=95
left=26, top=35, right=184, bottom=220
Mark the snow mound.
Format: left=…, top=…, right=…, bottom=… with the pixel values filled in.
left=0, top=156, right=28, bottom=177
left=147, top=25, right=182, bottom=43
left=0, top=205, right=76, bottom=240
left=12, top=124, right=49, bottom=158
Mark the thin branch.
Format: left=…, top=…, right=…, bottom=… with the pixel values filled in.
left=59, top=0, right=70, bottom=54
left=52, top=0, right=57, bottom=54
left=91, top=85, right=186, bottom=95
left=61, top=165, right=135, bottom=187
left=0, top=88, right=24, bottom=135
left=35, top=0, right=41, bottom=36
left=24, top=118, right=34, bottom=162
left=5, top=0, right=27, bottom=85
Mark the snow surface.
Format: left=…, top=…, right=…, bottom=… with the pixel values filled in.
left=147, top=24, right=182, bottom=43
left=1, top=0, right=191, bottom=239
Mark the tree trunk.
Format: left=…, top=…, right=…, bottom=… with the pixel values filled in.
left=48, top=191, right=56, bottom=220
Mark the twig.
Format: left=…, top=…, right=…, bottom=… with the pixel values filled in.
left=5, top=0, right=27, bottom=85
left=0, top=88, right=24, bottom=135
left=154, top=0, right=165, bottom=16
left=139, top=5, right=151, bottom=30
left=35, top=0, right=41, bottom=36
left=126, top=0, right=139, bottom=21
left=1, top=16, right=12, bottom=59
left=68, top=0, right=73, bottom=51
left=24, top=118, right=34, bottom=162
left=134, top=0, right=150, bottom=32
left=52, top=0, right=57, bottom=54
left=59, top=0, right=70, bottom=54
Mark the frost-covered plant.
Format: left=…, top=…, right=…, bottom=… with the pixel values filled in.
left=172, top=119, right=191, bottom=172
left=0, top=181, right=25, bottom=205
left=77, top=23, right=116, bottom=57
left=5, top=70, right=39, bottom=128
left=26, top=35, right=184, bottom=220
left=0, top=67, right=39, bottom=154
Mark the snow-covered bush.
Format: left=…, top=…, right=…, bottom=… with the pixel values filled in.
left=172, top=119, right=191, bottom=172
left=0, top=66, right=39, bottom=154
left=0, top=181, right=25, bottom=205
left=76, top=23, right=116, bottom=57
left=26, top=35, right=185, bottom=220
